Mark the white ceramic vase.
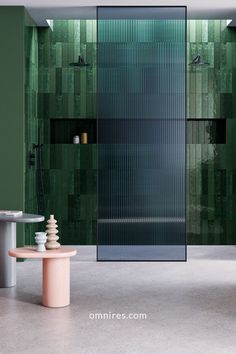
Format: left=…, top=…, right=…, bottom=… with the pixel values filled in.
left=35, top=232, right=47, bottom=252
left=45, top=215, right=61, bottom=250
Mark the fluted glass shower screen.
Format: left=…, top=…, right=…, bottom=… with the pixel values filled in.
left=97, top=6, right=186, bottom=261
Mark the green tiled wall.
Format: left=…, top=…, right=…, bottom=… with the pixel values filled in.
left=187, top=20, right=236, bottom=244
left=26, top=18, right=236, bottom=245
left=36, top=20, right=97, bottom=245
left=24, top=11, right=39, bottom=244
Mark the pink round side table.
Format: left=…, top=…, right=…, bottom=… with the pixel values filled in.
left=8, top=246, right=77, bottom=308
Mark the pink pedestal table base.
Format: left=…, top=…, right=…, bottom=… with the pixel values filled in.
left=8, top=246, right=76, bottom=308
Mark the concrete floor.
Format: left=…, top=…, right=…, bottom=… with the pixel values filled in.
left=1, top=246, right=236, bottom=354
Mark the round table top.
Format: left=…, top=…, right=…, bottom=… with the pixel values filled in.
left=0, top=213, right=44, bottom=223
left=9, top=246, right=77, bottom=259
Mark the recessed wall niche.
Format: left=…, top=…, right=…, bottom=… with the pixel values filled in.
left=50, top=118, right=97, bottom=144
left=187, top=119, right=226, bottom=144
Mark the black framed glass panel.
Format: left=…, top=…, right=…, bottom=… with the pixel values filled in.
left=97, top=6, right=186, bottom=261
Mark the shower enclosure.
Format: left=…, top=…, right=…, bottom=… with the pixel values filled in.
left=97, top=7, right=186, bottom=260
left=25, top=6, right=186, bottom=261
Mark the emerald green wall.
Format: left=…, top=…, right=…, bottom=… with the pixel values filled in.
left=35, top=19, right=236, bottom=246
left=35, top=20, right=97, bottom=245
left=1, top=11, right=235, bottom=246
left=0, top=7, right=25, bottom=246
left=187, top=20, right=236, bottom=244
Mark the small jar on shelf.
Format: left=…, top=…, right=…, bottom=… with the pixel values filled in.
left=73, top=135, right=80, bottom=144
left=81, top=132, right=88, bottom=144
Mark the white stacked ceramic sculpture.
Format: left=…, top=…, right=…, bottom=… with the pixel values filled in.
left=45, top=214, right=61, bottom=250
left=35, top=232, right=47, bottom=252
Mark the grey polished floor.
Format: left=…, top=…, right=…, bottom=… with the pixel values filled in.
left=1, top=246, right=236, bottom=354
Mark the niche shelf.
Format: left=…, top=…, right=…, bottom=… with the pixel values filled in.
left=187, top=118, right=226, bottom=144
left=50, top=118, right=97, bottom=144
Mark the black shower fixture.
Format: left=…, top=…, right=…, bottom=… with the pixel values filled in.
left=189, top=55, right=209, bottom=67
left=69, top=55, right=90, bottom=67
left=33, top=143, right=43, bottom=149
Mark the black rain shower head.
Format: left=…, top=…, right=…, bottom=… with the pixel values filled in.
left=69, top=55, right=90, bottom=67
left=189, top=55, right=209, bottom=67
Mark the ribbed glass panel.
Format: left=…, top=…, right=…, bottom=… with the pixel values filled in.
left=97, top=7, right=186, bottom=261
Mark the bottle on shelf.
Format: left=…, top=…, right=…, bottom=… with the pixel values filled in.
left=81, top=132, right=88, bottom=144
left=73, top=135, right=80, bottom=144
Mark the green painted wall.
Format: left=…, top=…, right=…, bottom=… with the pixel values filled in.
left=0, top=7, right=25, bottom=246
left=187, top=20, right=236, bottom=244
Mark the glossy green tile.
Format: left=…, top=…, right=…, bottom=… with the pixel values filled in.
left=220, top=94, right=232, bottom=118
left=32, top=19, right=236, bottom=246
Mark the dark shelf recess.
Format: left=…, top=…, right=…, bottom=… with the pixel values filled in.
left=50, top=118, right=97, bottom=144
left=187, top=118, right=226, bottom=144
